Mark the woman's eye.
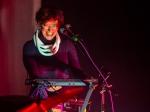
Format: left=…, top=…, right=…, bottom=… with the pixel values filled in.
left=53, top=24, right=56, bottom=27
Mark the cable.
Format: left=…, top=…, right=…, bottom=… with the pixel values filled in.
left=43, top=80, right=60, bottom=94
left=77, top=39, right=115, bottom=112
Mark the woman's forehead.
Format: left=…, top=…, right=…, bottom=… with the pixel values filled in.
left=46, top=19, right=58, bottom=23
left=44, top=19, right=58, bottom=24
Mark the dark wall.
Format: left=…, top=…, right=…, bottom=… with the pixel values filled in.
left=42, top=0, right=149, bottom=112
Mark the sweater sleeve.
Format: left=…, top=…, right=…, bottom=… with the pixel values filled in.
left=23, top=41, right=40, bottom=79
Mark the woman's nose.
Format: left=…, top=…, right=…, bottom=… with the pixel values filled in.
left=48, top=26, right=55, bottom=32
left=47, top=26, right=51, bottom=30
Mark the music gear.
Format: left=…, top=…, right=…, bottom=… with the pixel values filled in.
left=25, top=79, right=98, bottom=86
left=16, top=88, right=84, bottom=112
left=63, top=99, right=91, bottom=112
left=25, top=79, right=97, bottom=112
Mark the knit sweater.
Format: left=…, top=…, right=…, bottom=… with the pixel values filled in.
left=23, top=31, right=87, bottom=79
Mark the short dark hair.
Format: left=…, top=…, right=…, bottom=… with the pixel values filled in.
left=35, top=5, right=64, bottom=27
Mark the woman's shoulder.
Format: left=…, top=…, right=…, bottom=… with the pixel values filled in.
left=23, top=40, right=35, bottom=49
left=23, top=40, right=36, bottom=55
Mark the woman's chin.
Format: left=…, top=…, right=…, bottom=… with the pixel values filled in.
left=45, top=35, right=55, bottom=40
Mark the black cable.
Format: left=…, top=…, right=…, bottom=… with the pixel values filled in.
left=43, top=80, right=60, bottom=94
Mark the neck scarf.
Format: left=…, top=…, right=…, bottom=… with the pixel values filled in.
left=33, top=29, right=61, bottom=56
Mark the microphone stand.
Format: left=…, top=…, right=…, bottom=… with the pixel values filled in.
left=99, top=74, right=117, bottom=112
left=76, top=39, right=119, bottom=112
left=60, top=26, right=118, bottom=112
left=100, top=81, right=119, bottom=112
left=100, top=86, right=105, bottom=112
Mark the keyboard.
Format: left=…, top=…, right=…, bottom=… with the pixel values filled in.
left=25, top=79, right=98, bottom=86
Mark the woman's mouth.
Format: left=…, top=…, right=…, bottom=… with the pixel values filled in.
left=47, top=32, right=52, bottom=36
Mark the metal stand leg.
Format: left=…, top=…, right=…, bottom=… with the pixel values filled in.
left=30, top=84, right=48, bottom=99
left=100, top=88, right=106, bottom=112
left=80, top=82, right=94, bottom=112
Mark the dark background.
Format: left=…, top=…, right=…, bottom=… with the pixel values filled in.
left=42, top=0, right=149, bottom=112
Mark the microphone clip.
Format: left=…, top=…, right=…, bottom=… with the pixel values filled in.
left=59, top=24, right=80, bottom=42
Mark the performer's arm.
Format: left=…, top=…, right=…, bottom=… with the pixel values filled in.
left=23, top=41, right=39, bottom=78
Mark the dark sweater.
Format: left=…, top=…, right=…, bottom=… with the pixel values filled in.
left=23, top=32, right=87, bottom=79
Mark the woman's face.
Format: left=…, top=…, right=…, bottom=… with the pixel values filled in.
left=40, top=19, right=59, bottom=40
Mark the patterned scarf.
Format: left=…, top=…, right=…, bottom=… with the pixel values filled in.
left=33, top=29, right=61, bottom=56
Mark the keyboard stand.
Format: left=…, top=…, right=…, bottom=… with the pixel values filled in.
left=30, top=84, right=48, bottom=99
left=80, top=82, right=95, bottom=112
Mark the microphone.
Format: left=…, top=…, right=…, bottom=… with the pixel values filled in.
left=59, top=24, right=79, bottom=42
left=65, top=24, right=77, bottom=36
